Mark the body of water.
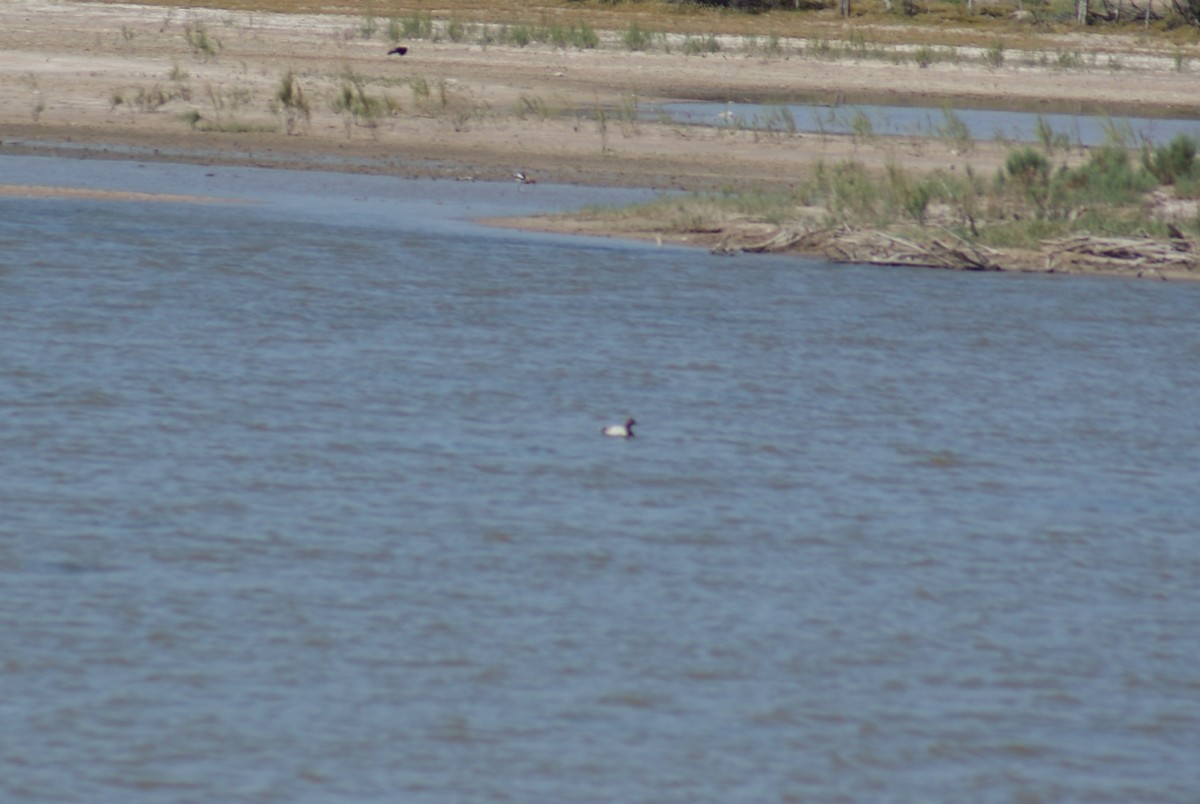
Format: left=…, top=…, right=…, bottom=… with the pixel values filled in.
left=658, top=100, right=1200, bottom=148
left=2, top=154, right=1199, bottom=801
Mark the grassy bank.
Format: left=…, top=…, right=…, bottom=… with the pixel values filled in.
left=553, top=131, right=1200, bottom=277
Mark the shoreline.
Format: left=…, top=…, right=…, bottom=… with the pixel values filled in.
left=2, top=0, right=1199, bottom=278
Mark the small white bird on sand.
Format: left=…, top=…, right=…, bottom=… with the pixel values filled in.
left=602, top=418, right=636, bottom=438
left=513, top=171, right=536, bottom=185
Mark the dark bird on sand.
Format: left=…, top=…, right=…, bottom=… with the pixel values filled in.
left=388, top=46, right=408, bottom=56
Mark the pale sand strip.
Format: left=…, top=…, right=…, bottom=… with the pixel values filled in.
left=0, top=184, right=248, bottom=204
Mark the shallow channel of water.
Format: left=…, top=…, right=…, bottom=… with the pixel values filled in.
left=654, top=100, right=1200, bottom=147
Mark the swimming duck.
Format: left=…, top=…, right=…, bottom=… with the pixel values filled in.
left=602, top=418, right=636, bottom=438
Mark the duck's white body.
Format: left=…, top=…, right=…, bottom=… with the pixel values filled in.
left=602, top=418, right=636, bottom=438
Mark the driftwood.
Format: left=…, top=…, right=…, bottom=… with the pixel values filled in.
left=712, top=224, right=1004, bottom=271
left=711, top=222, right=1200, bottom=280
left=1044, top=234, right=1199, bottom=278
left=822, top=229, right=1004, bottom=271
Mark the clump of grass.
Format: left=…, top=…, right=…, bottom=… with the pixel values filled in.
left=593, top=104, right=609, bottom=153
left=274, top=70, right=310, bottom=134
left=933, top=164, right=985, bottom=236
left=133, top=84, right=171, bottom=113
left=1142, top=134, right=1198, bottom=185
left=1001, top=147, right=1052, bottom=215
left=183, top=21, right=220, bottom=59
left=515, top=94, right=549, bottom=120
left=1100, top=117, right=1137, bottom=149
left=446, top=18, right=466, bottom=42
left=616, top=92, right=640, bottom=136
left=758, top=104, right=797, bottom=135
left=983, top=38, right=1005, bottom=68
left=405, top=74, right=452, bottom=112
left=812, top=159, right=878, bottom=223
left=936, top=106, right=974, bottom=153
left=849, top=108, right=874, bottom=143
left=410, top=74, right=430, bottom=103
left=682, top=34, right=721, bottom=55
left=192, top=80, right=254, bottom=131
left=331, top=68, right=397, bottom=136
left=1034, top=116, right=1072, bottom=153
left=401, top=11, right=434, bottom=40
left=623, top=21, right=654, bottom=51
left=1062, top=145, right=1156, bottom=206
left=571, top=21, right=599, bottom=49
left=1055, top=50, right=1083, bottom=70
left=505, top=24, right=532, bottom=47
left=884, top=162, right=932, bottom=223
left=808, top=37, right=835, bottom=59
left=359, top=3, right=378, bottom=38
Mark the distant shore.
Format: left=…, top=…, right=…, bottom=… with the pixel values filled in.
left=3, top=0, right=1198, bottom=277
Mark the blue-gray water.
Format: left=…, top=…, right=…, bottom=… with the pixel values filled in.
left=2, top=155, right=1199, bottom=802
left=658, top=101, right=1200, bottom=147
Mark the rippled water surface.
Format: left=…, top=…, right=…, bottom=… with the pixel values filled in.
left=2, top=155, right=1199, bottom=802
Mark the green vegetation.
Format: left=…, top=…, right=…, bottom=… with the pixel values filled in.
left=183, top=21, right=220, bottom=59
left=1035, top=115, right=1073, bottom=153
left=848, top=108, right=874, bottom=142
left=983, top=38, right=1005, bottom=68
left=576, top=133, right=1200, bottom=258
left=331, top=67, right=399, bottom=136
left=385, top=11, right=600, bottom=49
left=622, top=21, right=655, bottom=51
left=935, top=106, right=974, bottom=153
left=515, top=94, right=551, bottom=119
left=1143, top=134, right=1198, bottom=184
left=399, top=10, right=434, bottom=39
left=274, top=70, right=311, bottom=134
left=184, top=79, right=266, bottom=132
left=359, top=2, right=378, bottom=38
left=681, top=33, right=722, bottom=55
